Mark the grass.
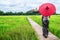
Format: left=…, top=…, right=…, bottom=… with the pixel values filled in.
left=30, top=15, right=60, bottom=38
left=0, top=16, right=38, bottom=40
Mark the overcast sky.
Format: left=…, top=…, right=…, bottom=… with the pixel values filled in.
left=0, top=0, right=60, bottom=13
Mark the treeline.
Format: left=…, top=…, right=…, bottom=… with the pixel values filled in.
left=0, top=10, right=40, bottom=15
left=0, top=10, right=59, bottom=15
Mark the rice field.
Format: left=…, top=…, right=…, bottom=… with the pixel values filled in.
left=30, top=15, right=60, bottom=38
left=0, top=16, right=38, bottom=40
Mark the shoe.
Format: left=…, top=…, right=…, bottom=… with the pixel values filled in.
left=43, top=34, right=48, bottom=38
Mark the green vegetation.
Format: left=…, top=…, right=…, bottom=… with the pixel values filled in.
left=30, top=15, right=60, bottom=38
left=0, top=16, right=38, bottom=40
left=0, top=10, right=39, bottom=15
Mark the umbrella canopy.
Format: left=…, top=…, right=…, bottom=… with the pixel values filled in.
left=39, top=3, right=56, bottom=16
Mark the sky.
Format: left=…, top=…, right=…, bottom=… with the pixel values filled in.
left=0, top=0, right=60, bottom=13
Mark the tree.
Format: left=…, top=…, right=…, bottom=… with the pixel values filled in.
left=0, top=10, right=4, bottom=15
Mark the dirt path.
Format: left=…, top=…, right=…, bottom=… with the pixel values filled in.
left=27, top=17, right=60, bottom=40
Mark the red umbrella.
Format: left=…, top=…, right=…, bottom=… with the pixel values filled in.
left=39, top=3, right=56, bottom=16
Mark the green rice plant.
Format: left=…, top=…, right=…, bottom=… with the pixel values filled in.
left=0, top=16, right=38, bottom=40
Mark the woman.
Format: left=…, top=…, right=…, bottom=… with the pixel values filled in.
left=42, top=16, right=50, bottom=38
